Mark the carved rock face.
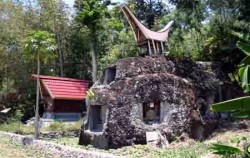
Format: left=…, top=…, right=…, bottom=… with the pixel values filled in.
left=80, top=55, right=237, bottom=149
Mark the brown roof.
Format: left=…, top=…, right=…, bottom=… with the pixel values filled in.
left=121, top=5, right=174, bottom=42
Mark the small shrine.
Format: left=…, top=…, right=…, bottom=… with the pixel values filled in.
left=32, top=75, right=90, bottom=121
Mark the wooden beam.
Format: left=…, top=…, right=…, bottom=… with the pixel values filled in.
left=152, top=39, right=157, bottom=54
left=156, top=42, right=160, bottom=54
left=137, top=40, right=148, bottom=46
left=41, top=80, right=55, bottom=99
left=121, top=8, right=138, bottom=42
left=161, top=42, right=165, bottom=54
left=148, top=40, right=152, bottom=55
left=137, top=30, right=140, bottom=41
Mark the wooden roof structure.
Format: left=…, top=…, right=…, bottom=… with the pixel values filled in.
left=121, top=5, right=174, bottom=55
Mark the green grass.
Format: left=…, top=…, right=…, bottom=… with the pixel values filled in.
left=42, top=120, right=82, bottom=132
left=2, top=120, right=248, bottom=158
left=0, top=121, right=34, bottom=135
left=0, top=120, right=82, bottom=135
left=0, top=137, right=57, bottom=158
left=43, top=136, right=210, bottom=158
left=108, top=143, right=209, bottom=158
left=149, top=143, right=209, bottom=158
left=47, top=137, right=95, bottom=150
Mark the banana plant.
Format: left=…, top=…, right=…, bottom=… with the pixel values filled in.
left=211, top=96, right=250, bottom=119
left=232, top=32, right=250, bottom=93
left=210, top=32, right=250, bottom=157
left=210, top=143, right=250, bottom=158
left=211, top=32, right=250, bottom=117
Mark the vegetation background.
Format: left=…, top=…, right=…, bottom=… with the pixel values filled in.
left=0, top=0, right=249, bottom=121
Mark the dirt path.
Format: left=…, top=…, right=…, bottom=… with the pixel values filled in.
left=0, top=137, right=56, bottom=158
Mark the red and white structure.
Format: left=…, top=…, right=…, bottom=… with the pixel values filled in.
left=32, top=75, right=90, bottom=121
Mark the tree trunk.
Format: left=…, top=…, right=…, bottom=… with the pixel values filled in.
left=91, top=41, right=98, bottom=83
left=35, top=55, right=40, bottom=139
left=57, top=33, right=64, bottom=76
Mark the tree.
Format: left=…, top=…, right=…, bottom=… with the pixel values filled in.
left=0, top=0, right=40, bottom=116
left=98, top=4, right=138, bottom=70
left=23, top=31, right=57, bottom=139
left=74, top=0, right=107, bottom=82
left=65, top=24, right=92, bottom=80
left=39, top=0, right=71, bottom=76
left=128, top=0, right=169, bottom=29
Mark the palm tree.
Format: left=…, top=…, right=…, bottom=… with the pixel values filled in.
left=23, top=31, right=57, bottom=139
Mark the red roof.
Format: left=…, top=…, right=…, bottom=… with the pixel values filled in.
left=32, top=75, right=90, bottom=100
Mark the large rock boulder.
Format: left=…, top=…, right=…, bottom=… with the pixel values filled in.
left=79, top=55, right=242, bottom=149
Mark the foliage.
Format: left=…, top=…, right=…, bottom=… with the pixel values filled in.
left=210, top=31, right=250, bottom=155
left=0, top=0, right=250, bottom=125
left=0, top=121, right=34, bottom=135
left=0, top=120, right=82, bottom=135
left=211, top=96, right=250, bottom=112
left=23, top=31, right=57, bottom=63
left=99, top=30, right=138, bottom=69
left=121, top=143, right=209, bottom=158
left=74, top=0, right=108, bottom=82
left=210, top=139, right=250, bottom=158
left=46, top=121, right=64, bottom=131
left=46, top=137, right=210, bottom=158
left=210, top=143, right=243, bottom=156
left=228, top=32, right=250, bottom=93
left=127, top=0, right=169, bottom=29
left=210, top=32, right=250, bottom=115
left=42, top=120, right=82, bottom=132
left=209, top=30, right=250, bottom=157
left=86, top=89, right=95, bottom=100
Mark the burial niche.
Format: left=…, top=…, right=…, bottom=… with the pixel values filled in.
left=103, top=67, right=116, bottom=85
left=90, top=105, right=104, bottom=132
left=143, top=102, right=160, bottom=124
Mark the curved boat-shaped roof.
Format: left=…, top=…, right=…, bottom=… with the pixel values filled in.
left=121, top=5, right=174, bottom=42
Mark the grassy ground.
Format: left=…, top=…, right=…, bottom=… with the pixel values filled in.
left=0, top=120, right=82, bottom=135
left=43, top=121, right=250, bottom=158
left=1, top=120, right=249, bottom=158
left=0, top=137, right=58, bottom=158
left=112, top=143, right=209, bottom=158
left=45, top=136, right=210, bottom=158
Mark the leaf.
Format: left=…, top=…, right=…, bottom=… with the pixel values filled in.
left=242, top=65, right=250, bottom=93
left=237, top=41, right=250, bottom=56
left=240, top=56, right=250, bottom=66
left=210, top=96, right=250, bottom=112
left=210, top=143, right=243, bottom=156
left=232, top=31, right=243, bottom=39
left=231, top=111, right=250, bottom=119
left=232, top=31, right=250, bottom=43
left=238, top=66, right=246, bottom=81
left=228, top=73, right=235, bottom=82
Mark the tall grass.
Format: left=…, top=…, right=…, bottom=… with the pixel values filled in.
left=0, top=120, right=82, bottom=135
